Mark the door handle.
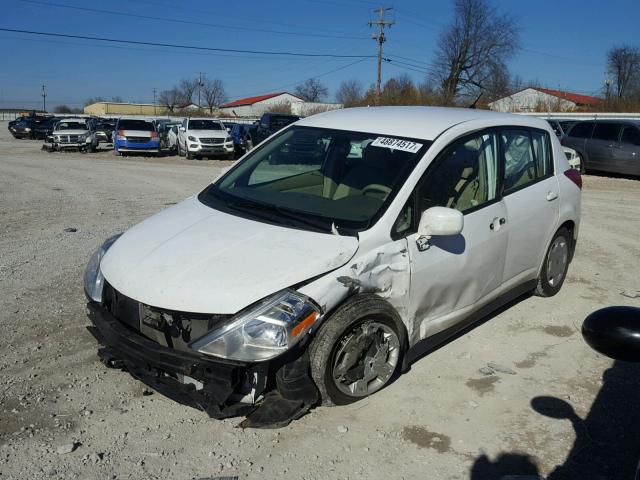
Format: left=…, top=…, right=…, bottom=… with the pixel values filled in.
left=546, top=191, right=558, bottom=201
left=489, top=217, right=506, bottom=230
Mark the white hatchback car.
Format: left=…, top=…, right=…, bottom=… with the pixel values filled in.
left=177, top=117, right=234, bottom=160
left=85, top=107, right=581, bottom=427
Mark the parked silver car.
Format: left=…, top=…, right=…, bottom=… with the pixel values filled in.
left=561, top=120, right=640, bottom=176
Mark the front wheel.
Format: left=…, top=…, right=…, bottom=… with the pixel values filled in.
left=309, top=296, right=404, bottom=406
left=186, top=148, right=193, bottom=160
left=535, top=227, right=571, bottom=297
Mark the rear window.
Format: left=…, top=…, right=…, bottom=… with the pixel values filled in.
left=568, top=122, right=594, bottom=138
left=270, top=116, right=299, bottom=129
left=117, top=120, right=155, bottom=131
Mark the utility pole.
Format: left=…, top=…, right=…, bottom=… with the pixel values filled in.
left=368, top=7, right=394, bottom=104
left=197, top=72, right=204, bottom=108
left=41, top=84, right=47, bottom=112
left=152, top=87, right=157, bottom=115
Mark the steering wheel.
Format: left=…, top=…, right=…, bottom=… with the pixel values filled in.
left=362, top=184, right=392, bottom=198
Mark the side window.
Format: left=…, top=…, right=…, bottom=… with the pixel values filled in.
left=621, top=126, right=640, bottom=146
left=592, top=123, right=622, bottom=141
left=501, top=129, right=551, bottom=194
left=568, top=122, right=594, bottom=138
left=417, top=132, right=499, bottom=214
left=182, top=119, right=187, bottom=129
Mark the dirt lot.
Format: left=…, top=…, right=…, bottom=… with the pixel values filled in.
left=1, top=122, right=639, bottom=480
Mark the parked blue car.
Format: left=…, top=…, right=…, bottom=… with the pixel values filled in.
left=114, top=118, right=160, bottom=156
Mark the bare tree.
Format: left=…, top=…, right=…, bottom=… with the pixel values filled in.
left=84, top=96, right=106, bottom=106
left=607, top=45, right=640, bottom=99
left=201, top=78, right=227, bottom=114
left=158, top=88, right=184, bottom=113
left=335, top=79, right=363, bottom=107
left=432, top=0, right=520, bottom=104
left=294, top=78, right=329, bottom=102
left=111, top=96, right=124, bottom=103
left=54, top=105, right=74, bottom=113
left=179, top=78, right=198, bottom=105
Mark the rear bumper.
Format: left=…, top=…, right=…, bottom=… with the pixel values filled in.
left=115, top=139, right=160, bottom=151
left=86, top=302, right=319, bottom=426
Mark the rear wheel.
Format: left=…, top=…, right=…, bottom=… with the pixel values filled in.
left=535, top=227, right=571, bottom=297
left=309, top=296, right=405, bottom=405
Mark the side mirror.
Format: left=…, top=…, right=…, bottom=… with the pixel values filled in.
left=418, top=207, right=463, bottom=237
left=416, top=207, right=463, bottom=251
left=582, top=306, right=640, bottom=362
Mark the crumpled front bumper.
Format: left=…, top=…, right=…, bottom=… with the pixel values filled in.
left=86, top=302, right=319, bottom=428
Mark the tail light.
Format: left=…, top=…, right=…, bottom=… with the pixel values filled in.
left=564, top=168, right=582, bottom=189
left=116, top=129, right=125, bottom=140
left=150, top=131, right=158, bottom=139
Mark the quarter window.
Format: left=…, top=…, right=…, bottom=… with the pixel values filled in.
left=501, top=129, right=552, bottom=194
left=417, top=132, right=499, bottom=214
left=621, top=126, right=640, bottom=146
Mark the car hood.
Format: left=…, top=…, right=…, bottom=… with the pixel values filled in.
left=100, top=196, right=359, bottom=314
left=53, top=129, right=89, bottom=135
left=189, top=129, right=227, bottom=138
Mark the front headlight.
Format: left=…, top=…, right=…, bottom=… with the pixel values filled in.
left=25, top=127, right=31, bottom=132
left=78, top=134, right=86, bottom=142
left=188, top=135, right=197, bottom=142
left=190, top=290, right=321, bottom=362
left=83, top=233, right=122, bottom=302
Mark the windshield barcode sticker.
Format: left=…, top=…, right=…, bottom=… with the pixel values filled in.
left=370, top=137, right=423, bottom=153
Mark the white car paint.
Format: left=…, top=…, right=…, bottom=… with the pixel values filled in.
left=100, top=197, right=358, bottom=313
left=99, top=106, right=581, bottom=351
left=177, top=118, right=234, bottom=157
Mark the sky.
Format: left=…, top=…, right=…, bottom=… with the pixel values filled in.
left=0, top=0, right=638, bottom=110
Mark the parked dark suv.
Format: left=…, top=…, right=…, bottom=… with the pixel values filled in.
left=562, top=120, right=640, bottom=176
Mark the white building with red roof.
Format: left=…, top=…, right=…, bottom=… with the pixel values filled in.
left=219, top=92, right=304, bottom=117
left=489, top=87, right=600, bottom=112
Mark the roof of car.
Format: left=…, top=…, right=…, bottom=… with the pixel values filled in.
left=59, top=118, right=87, bottom=122
left=188, top=117, right=223, bottom=121
left=295, top=106, right=548, bottom=140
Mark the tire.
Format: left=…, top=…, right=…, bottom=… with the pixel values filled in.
left=534, top=227, right=572, bottom=297
left=186, top=148, right=193, bottom=160
left=244, top=137, right=254, bottom=152
left=577, top=153, right=586, bottom=174
left=309, top=295, right=406, bottom=406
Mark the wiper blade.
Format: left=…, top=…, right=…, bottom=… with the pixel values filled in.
left=231, top=199, right=332, bottom=233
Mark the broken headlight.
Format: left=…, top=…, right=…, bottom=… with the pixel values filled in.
left=83, top=233, right=122, bottom=302
left=190, top=290, right=321, bottom=362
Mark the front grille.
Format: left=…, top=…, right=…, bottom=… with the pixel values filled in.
left=126, top=136, right=149, bottom=143
left=58, top=135, right=80, bottom=143
left=200, top=138, right=224, bottom=145
left=103, top=283, right=230, bottom=352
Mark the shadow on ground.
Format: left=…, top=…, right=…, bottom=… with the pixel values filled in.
left=469, top=360, right=640, bottom=479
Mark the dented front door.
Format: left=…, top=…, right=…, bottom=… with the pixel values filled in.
left=406, top=201, right=508, bottom=342
left=405, top=130, right=508, bottom=343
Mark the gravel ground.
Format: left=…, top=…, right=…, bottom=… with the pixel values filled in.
left=1, top=122, right=639, bottom=480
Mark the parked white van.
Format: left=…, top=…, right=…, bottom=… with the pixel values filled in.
left=84, top=107, right=582, bottom=427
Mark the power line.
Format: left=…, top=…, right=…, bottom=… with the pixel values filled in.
left=18, top=0, right=370, bottom=41
left=229, top=58, right=371, bottom=100
left=0, top=28, right=375, bottom=59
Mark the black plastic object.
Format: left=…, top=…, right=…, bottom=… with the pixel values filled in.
left=582, top=306, right=640, bottom=362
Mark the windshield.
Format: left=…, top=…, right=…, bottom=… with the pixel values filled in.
left=201, top=126, right=429, bottom=233
left=117, top=120, right=154, bottom=131
left=56, top=121, right=87, bottom=130
left=189, top=120, right=223, bottom=130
